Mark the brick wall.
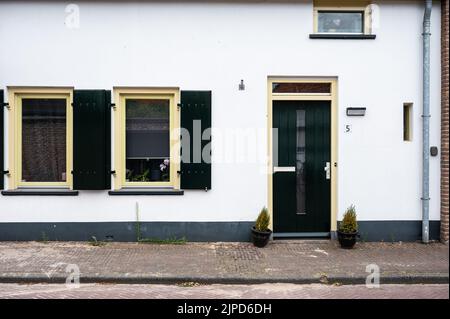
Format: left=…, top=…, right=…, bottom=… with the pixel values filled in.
left=441, top=0, right=449, bottom=243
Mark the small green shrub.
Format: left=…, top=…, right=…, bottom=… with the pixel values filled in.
left=89, top=236, right=106, bottom=247
left=255, top=207, right=271, bottom=231
left=138, top=237, right=186, bottom=245
left=40, top=231, right=49, bottom=243
left=339, top=205, right=358, bottom=233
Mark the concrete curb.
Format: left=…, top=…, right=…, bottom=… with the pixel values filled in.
left=0, top=274, right=448, bottom=285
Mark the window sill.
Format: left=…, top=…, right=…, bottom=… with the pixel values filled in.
left=108, top=189, right=184, bottom=196
left=1, top=189, right=79, bottom=196
left=309, top=34, right=376, bottom=40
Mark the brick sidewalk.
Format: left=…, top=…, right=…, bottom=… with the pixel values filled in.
left=0, top=241, right=448, bottom=284
left=0, top=284, right=447, bottom=299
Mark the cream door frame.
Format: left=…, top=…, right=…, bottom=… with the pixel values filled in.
left=267, top=77, right=338, bottom=233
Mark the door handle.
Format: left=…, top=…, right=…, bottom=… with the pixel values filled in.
left=324, top=162, right=331, bottom=180
left=273, top=166, right=296, bottom=173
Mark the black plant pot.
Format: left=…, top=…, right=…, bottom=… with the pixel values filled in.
left=251, top=227, right=272, bottom=248
left=337, top=231, right=358, bottom=249
left=150, top=169, right=161, bottom=181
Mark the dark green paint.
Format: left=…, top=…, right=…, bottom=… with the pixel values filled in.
left=0, top=221, right=254, bottom=242
left=180, top=91, right=212, bottom=190
left=0, top=221, right=441, bottom=242
left=0, top=90, right=3, bottom=190
left=273, top=172, right=297, bottom=232
left=73, top=90, right=111, bottom=190
left=273, top=101, right=331, bottom=233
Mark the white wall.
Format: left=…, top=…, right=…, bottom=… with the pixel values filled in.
left=0, top=0, right=442, bottom=223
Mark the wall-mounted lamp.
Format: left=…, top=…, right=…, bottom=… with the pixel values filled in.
left=430, top=146, right=439, bottom=157
left=346, top=107, right=366, bottom=116
left=238, top=79, right=245, bottom=91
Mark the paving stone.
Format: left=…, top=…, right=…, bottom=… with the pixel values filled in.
left=0, top=241, right=448, bottom=284
left=0, top=283, right=447, bottom=299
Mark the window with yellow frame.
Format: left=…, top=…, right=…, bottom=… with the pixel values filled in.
left=7, top=88, right=73, bottom=189
left=113, top=88, right=180, bottom=190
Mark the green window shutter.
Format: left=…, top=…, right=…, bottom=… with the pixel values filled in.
left=0, top=90, right=4, bottom=190
left=73, top=90, right=111, bottom=190
left=180, top=91, right=212, bottom=190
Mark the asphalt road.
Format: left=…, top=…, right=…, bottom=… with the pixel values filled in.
left=0, top=283, right=448, bottom=299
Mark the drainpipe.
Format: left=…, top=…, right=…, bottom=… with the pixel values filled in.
left=422, top=0, right=432, bottom=244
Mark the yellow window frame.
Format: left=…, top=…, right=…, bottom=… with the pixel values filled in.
left=313, top=0, right=373, bottom=35
left=113, top=87, right=180, bottom=190
left=403, top=103, right=413, bottom=142
left=7, top=87, right=74, bottom=189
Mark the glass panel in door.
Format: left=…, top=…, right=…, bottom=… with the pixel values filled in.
left=296, top=109, right=306, bottom=215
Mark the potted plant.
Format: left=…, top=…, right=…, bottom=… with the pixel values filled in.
left=337, top=205, right=359, bottom=249
left=251, top=207, right=272, bottom=248
left=160, top=159, right=170, bottom=181
left=150, top=168, right=161, bottom=181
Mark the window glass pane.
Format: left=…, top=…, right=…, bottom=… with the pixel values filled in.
left=22, top=98, right=67, bottom=182
left=318, top=11, right=363, bottom=33
left=272, top=82, right=331, bottom=94
left=126, top=99, right=170, bottom=182
left=403, top=103, right=413, bottom=141
left=296, top=109, right=306, bottom=215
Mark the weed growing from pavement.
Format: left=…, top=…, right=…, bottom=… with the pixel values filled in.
left=39, top=232, right=49, bottom=243
left=177, top=281, right=202, bottom=287
left=135, top=205, right=186, bottom=244
left=138, top=237, right=187, bottom=245
left=360, top=233, right=368, bottom=242
left=89, top=236, right=106, bottom=247
left=136, top=212, right=142, bottom=242
left=390, top=234, right=397, bottom=243
left=319, top=274, right=329, bottom=284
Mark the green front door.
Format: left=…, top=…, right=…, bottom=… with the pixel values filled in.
left=273, top=101, right=331, bottom=234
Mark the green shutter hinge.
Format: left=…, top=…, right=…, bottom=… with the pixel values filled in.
left=2, top=102, right=10, bottom=110
left=110, top=170, right=116, bottom=175
left=3, top=170, right=9, bottom=175
left=177, top=103, right=182, bottom=109
left=177, top=170, right=182, bottom=175
left=110, top=103, right=116, bottom=109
